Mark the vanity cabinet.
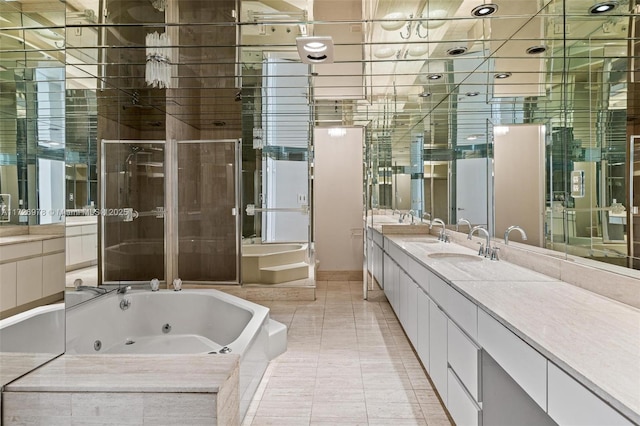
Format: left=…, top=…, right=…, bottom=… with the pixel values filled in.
left=478, top=309, right=547, bottom=411
left=66, top=221, right=98, bottom=271
left=0, top=237, right=65, bottom=315
left=377, top=235, right=637, bottom=426
left=547, top=363, right=634, bottom=426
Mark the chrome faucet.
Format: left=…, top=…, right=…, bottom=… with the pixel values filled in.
left=456, top=218, right=471, bottom=233
left=430, top=218, right=448, bottom=241
left=505, top=225, right=528, bottom=245
left=408, top=210, right=417, bottom=224
left=468, top=225, right=491, bottom=257
left=76, top=285, right=108, bottom=295
left=117, top=286, right=131, bottom=294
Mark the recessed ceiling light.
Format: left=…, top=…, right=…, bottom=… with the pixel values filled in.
left=471, top=4, right=498, bottom=17
left=466, top=92, right=479, bottom=97
left=466, top=135, right=478, bottom=141
left=419, top=91, right=432, bottom=98
left=296, top=36, right=334, bottom=64
left=526, top=45, right=547, bottom=55
left=447, top=46, right=468, bottom=56
left=494, top=72, right=512, bottom=79
left=588, top=1, right=618, bottom=14
left=427, top=73, right=443, bottom=80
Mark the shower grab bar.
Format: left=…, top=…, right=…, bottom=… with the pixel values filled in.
left=245, top=204, right=308, bottom=216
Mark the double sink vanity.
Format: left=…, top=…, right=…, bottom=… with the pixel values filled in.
left=366, top=215, right=640, bottom=426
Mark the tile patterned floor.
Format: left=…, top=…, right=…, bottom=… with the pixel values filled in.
left=242, top=281, right=453, bottom=426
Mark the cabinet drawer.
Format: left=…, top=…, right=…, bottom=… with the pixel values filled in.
left=406, top=256, right=429, bottom=292
left=66, top=225, right=83, bottom=236
left=548, top=362, right=633, bottom=426
left=447, top=368, right=481, bottom=426
left=478, top=309, right=547, bottom=411
left=429, top=274, right=448, bottom=312
left=448, top=320, right=481, bottom=402
left=373, top=229, right=383, bottom=246
left=43, top=237, right=64, bottom=253
left=447, top=286, right=478, bottom=340
left=389, top=243, right=407, bottom=271
left=81, top=224, right=98, bottom=234
left=0, top=241, right=41, bottom=262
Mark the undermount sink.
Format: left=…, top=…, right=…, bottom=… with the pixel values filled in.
left=402, top=238, right=439, bottom=243
left=427, top=253, right=483, bottom=262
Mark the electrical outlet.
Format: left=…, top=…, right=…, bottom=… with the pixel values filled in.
left=297, top=194, right=307, bottom=204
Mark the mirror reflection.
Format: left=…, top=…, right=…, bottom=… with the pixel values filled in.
left=1, top=0, right=639, bottom=396
left=0, top=0, right=66, bottom=387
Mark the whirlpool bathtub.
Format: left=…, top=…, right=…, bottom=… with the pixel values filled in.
left=242, top=243, right=309, bottom=284
left=65, top=289, right=287, bottom=418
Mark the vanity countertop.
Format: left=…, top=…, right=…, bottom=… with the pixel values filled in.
left=4, top=354, right=239, bottom=393
left=383, top=232, right=640, bottom=423
left=65, top=216, right=98, bottom=227
left=0, top=234, right=63, bottom=246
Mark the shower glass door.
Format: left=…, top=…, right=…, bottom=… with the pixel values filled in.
left=101, top=140, right=166, bottom=284
left=175, top=140, right=240, bottom=284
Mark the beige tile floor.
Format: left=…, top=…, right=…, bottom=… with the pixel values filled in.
left=242, top=280, right=453, bottom=426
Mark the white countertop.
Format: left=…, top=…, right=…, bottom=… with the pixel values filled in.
left=5, top=354, right=239, bottom=393
left=0, top=234, right=63, bottom=247
left=383, top=233, right=640, bottom=424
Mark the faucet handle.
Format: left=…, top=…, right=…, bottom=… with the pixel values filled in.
left=491, top=247, right=500, bottom=261
left=477, top=242, right=485, bottom=256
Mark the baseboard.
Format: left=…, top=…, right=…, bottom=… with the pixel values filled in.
left=316, top=270, right=362, bottom=281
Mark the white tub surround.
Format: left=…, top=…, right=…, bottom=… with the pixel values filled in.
left=2, top=354, right=240, bottom=425
left=0, top=303, right=65, bottom=386
left=368, top=224, right=640, bottom=426
left=242, top=243, right=309, bottom=284
left=65, top=289, right=286, bottom=419
left=0, top=234, right=65, bottom=319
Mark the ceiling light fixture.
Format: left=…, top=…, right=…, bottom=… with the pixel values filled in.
left=380, top=12, right=408, bottom=31
left=422, top=9, right=448, bottom=29
left=296, top=36, right=334, bottom=64
left=526, top=45, right=547, bottom=55
left=419, top=91, right=432, bottom=98
left=494, top=72, right=512, bottom=79
left=466, top=135, right=478, bottom=141
left=427, top=73, right=443, bottom=80
left=588, top=1, right=618, bottom=14
left=466, top=92, right=480, bottom=97
left=447, top=46, right=468, bottom=56
left=373, top=46, right=396, bottom=59
left=471, top=3, right=498, bottom=17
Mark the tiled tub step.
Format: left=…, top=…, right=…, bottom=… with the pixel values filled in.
left=260, top=262, right=309, bottom=284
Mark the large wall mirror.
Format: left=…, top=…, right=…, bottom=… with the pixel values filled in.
left=0, top=0, right=66, bottom=387
left=367, top=0, right=638, bottom=274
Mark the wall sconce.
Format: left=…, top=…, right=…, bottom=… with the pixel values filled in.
left=328, top=128, right=347, bottom=138
left=296, top=36, right=334, bottom=64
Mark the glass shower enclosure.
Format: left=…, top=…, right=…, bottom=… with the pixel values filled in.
left=100, top=139, right=241, bottom=286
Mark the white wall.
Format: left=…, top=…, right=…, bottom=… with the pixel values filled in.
left=314, top=127, right=364, bottom=272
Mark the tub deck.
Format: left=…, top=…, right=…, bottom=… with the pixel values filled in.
left=2, top=354, right=241, bottom=425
